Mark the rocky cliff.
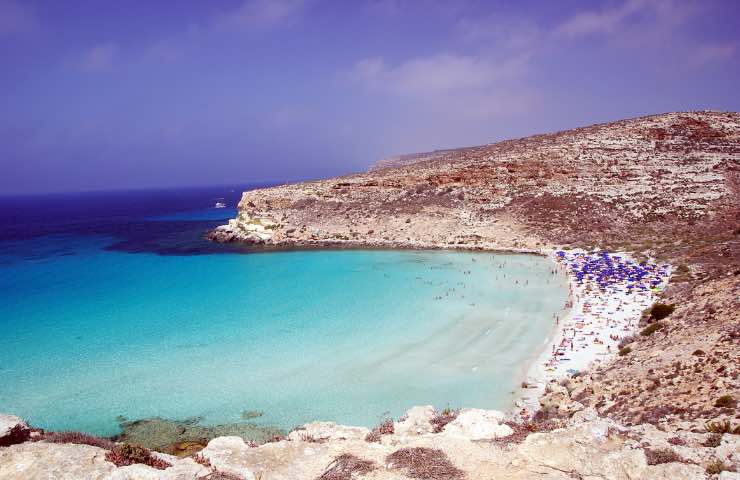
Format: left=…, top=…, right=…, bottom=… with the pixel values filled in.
left=210, top=111, right=738, bottom=269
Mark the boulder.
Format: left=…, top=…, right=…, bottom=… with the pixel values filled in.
left=200, top=436, right=256, bottom=480
left=442, top=408, right=513, bottom=440
left=393, top=405, right=436, bottom=436
left=517, top=420, right=707, bottom=480
left=0, top=442, right=112, bottom=480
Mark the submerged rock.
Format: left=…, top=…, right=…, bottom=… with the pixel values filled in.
left=112, top=416, right=285, bottom=456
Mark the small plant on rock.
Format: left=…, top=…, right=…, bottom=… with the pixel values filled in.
left=705, top=419, right=739, bottom=434
left=430, top=408, right=459, bottom=434
left=618, top=346, right=632, bottom=356
left=41, top=431, right=115, bottom=450
left=641, top=322, right=665, bottom=336
left=364, top=417, right=394, bottom=443
left=386, top=447, right=464, bottom=480
left=192, top=453, right=212, bottom=467
left=105, top=443, right=171, bottom=470
left=705, top=460, right=731, bottom=475
left=702, top=433, right=723, bottom=448
left=714, top=395, right=736, bottom=408
left=644, top=447, right=684, bottom=465
left=317, top=453, right=376, bottom=480
left=649, top=303, right=675, bottom=321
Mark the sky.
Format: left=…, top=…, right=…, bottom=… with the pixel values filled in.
left=1, top=0, right=739, bottom=194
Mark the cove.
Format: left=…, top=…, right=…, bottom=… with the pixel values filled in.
left=0, top=237, right=567, bottom=437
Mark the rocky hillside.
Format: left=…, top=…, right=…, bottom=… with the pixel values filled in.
left=210, top=110, right=740, bottom=434
left=211, top=111, right=738, bottom=267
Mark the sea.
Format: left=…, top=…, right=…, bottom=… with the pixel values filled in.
left=0, top=185, right=568, bottom=437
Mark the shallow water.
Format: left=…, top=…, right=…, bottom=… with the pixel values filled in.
left=0, top=188, right=567, bottom=436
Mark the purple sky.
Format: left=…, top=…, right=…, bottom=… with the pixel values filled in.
left=1, top=0, right=739, bottom=194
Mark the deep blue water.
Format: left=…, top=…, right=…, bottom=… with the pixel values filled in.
left=0, top=186, right=567, bottom=436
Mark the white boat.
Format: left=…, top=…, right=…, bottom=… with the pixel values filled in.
left=214, top=202, right=226, bottom=209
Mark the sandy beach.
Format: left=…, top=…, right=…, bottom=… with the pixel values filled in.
left=516, top=249, right=672, bottom=415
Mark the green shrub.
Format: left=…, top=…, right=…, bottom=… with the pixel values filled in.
left=705, top=460, right=730, bottom=475
left=641, top=322, right=665, bottom=336
left=649, top=303, right=675, bottom=320
left=714, top=395, right=736, bottom=408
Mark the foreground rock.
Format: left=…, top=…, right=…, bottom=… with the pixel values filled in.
left=1, top=407, right=735, bottom=479
left=0, top=416, right=29, bottom=448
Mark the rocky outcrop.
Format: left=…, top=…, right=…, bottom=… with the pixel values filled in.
left=440, top=408, right=513, bottom=440
left=208, top=214, right=278, bottom=244
left=2, top=407, right=735, bottom=479
left=211, top=111, right=739, bottom=261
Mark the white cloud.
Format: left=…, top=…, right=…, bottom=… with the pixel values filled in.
left=80, top=43, right=116, bottom=72
left=350, top=53, right=529, bottom=96
left=347, top=52, right=537, bottom=125
left=216, top=0, right=306, bottom=30
left=555, top=0, right=693, bottom=38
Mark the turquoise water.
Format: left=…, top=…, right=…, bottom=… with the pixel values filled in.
left=0, top=241, right=566, bottom=436
left=0, top=189, right=567, bottom=437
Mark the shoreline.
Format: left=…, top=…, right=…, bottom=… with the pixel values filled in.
left=212, top=234, right=674, bottom=422
left=516, top=249, right=671, bottom=417
left=209, top=232, right=674, bottom=420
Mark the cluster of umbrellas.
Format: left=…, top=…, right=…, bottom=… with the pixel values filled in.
left=556, top=250, right=669, bottom=292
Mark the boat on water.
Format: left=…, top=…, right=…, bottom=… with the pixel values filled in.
left=214, top=202, right=226, bottom=209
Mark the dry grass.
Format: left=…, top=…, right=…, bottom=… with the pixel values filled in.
left=430, top=409, right=459, bottom=433
left=365, top=418, right=394, bottom=443
left=702, top=433, right=722, bottom=448
left=192, top=453, right=212, bottom=467
left=105, top=443, right=171, bottom=470
left=41, top=431, right=116, bottom=450
left=386, top=447, right=464, bottom=480
left=644, top=448, right=684, bottom=465
left=316, top=453, right=376, bottom=480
